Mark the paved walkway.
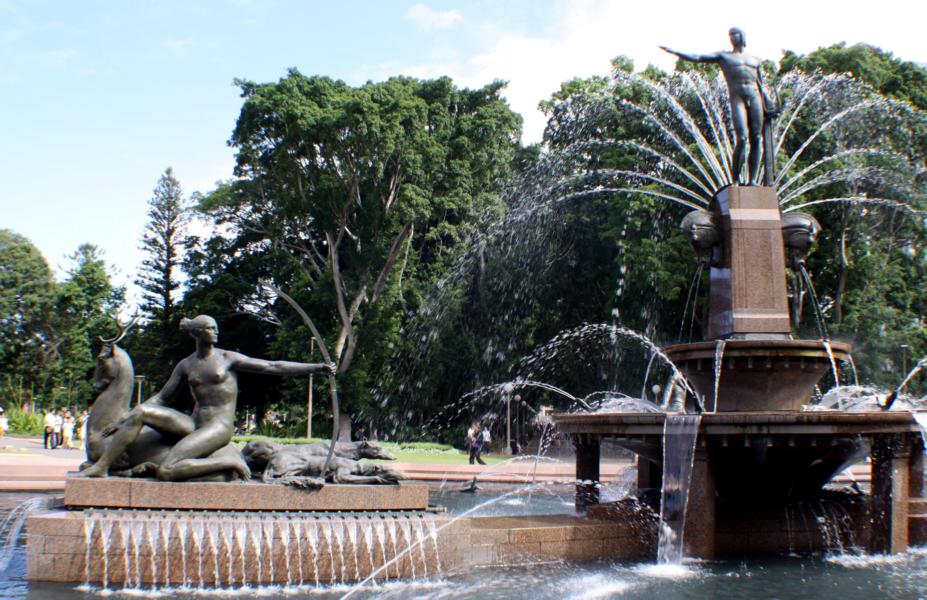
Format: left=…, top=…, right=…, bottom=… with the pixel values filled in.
left=0, top=435, right=84, bottom=491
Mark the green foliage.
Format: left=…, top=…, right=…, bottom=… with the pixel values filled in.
left=394, top=441, right=455, bottom=452
left=4, top=407, right=44, bottom=436
left=0, top=231, right=125, bottom=410
left=193, top=71, right=522, bottom=433
left=780, top=43, right=927, bottom=110
left=775, top=44, right=927, bottom=391
left=231, top=435, right=455, bottom=452
left=0, top=230, right=56, bottom=404
left=233, top=434, right=324, bottom=445
left=391, top=43, right=927, bottom=437
left=49, top=245, right=124, bottom=408
left=130, top=168, right=194, bottom=388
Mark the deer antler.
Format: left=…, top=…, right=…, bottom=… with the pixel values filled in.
left=99, top=310, right=140, bottom=344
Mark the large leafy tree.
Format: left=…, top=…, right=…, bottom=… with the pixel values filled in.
left=403, top=46, right=927, bottom=437
left=773, top=43, right=927, bottom=389
left=0, top=230, right=56, bottom=406
left=197, top=72, right=521, bottom=434
left=50, top=244, right=124, bottom=407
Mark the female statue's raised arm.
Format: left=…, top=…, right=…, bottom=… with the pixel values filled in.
left=228, top=352, right=335, bottom=377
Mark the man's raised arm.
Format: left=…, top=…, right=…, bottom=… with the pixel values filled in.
left=659, top=46, right=722, bottom=64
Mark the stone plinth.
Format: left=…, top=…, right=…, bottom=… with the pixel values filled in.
left=708, top=185, right=790, bottom=339
left=63, top=477, right=428, bottom=511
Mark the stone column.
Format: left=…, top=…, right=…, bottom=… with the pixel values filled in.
left=683, top=446, right=715, bottom=559
left=708, top=186, right=791, bottom=339
left=869, top=433, right=911, bottom=553
left=574, top=435, right=601, bottom=511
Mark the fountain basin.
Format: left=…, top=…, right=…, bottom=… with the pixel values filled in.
left=556, top=411, right=919, bottom=501
left=664, top=339, right=852, bottom=411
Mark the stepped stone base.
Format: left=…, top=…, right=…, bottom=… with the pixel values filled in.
left=63, top=477, right=429, bottom=511
left=26, top=508, right=660, bottom=587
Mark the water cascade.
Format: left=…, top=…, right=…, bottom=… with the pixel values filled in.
left=0, top=498, right=50, bottom=574
left=656, top=415, right=702, bottom=564
left=78, top=510, right=444, bottom=592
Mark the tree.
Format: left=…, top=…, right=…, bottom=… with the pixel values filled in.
left=133, top=168, right=193, bottom=385
left=780, top=43, right=927, bottom=111
left=50, top=244, right=124, bottom=407
left=400, top=44, right=927, bottom=437
left=0, top=230, right=56, bottom=407
left=198, top=72, right=522, bottom=435
left=778, top=42, right=927, bottom=389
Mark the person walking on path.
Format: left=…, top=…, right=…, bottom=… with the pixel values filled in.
left=467, top=421, right=487, bottom=465
left=0, top=407, right=8, bottom=440
left=481, top=427, right=491, bottom=455
left=61, top=411, right=76, bottom=449
left=43, top=409, right=58, bottom=449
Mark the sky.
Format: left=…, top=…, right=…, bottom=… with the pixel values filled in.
left=1, top=0, right=925, bottom=302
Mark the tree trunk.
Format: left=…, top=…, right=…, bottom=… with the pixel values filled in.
left=337, top=410, right=352, bottom=441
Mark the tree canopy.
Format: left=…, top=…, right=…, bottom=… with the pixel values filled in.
left=4, top=44, right=925, bottom=439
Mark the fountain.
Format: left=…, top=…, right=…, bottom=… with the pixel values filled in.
left=13, top=28, right=927, bottom=598
left=555, top=30, right=924, bottom=561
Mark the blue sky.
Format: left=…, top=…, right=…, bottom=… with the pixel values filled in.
left=1, top=0, right=925, bottom=302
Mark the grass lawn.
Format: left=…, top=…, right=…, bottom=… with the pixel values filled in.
left=382, top=449, right=507, bottom=465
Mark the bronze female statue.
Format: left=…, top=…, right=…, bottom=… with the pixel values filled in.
left=81, top=315, right=335, bottom=481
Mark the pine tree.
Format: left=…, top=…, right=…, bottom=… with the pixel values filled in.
left=133, top=168, right=191, bottom=385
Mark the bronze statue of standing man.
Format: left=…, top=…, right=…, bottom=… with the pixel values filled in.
left=661, top=28, right=777, bottom=186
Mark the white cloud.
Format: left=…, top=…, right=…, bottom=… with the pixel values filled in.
left=387, top=0, right=927, bottom=144
left=161, top=38, right=188, bottom=54
left=405, top=3, right=463, bottom=31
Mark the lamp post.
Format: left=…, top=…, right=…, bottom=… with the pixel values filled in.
left=901, top=344, right=910, bottom=377
left=134, top=376, right=145, bottom=406
left=508, top=394, right=521, bottom=455
left=307, top=338, right=315, bottom=439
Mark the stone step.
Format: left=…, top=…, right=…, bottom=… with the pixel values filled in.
left=0, top=480, right=65, bottom=491
left=64, top=477, right=429, bottom=511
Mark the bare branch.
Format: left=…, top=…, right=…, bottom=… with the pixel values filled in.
left=368, top=223, right=414, bottom=309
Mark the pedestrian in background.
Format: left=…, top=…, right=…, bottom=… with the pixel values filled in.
left=43, top=409, right=57, bottom=449
left=53, top=410, right=63, bottom=448
left=467, top=420, right=486, bottom=465
left=61, top=411, right=75, bottom=449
